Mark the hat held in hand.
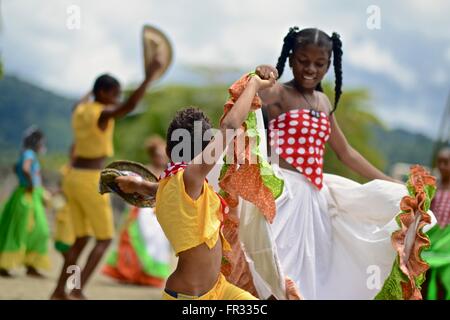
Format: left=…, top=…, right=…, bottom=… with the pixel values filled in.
left=142, top=24, right=173, bottom=81
left=99, top=160, right=158, bottom=208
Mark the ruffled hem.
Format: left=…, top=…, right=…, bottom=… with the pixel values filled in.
left=102, top=208, right=170, bottom=283
left=376, top=165, right=436, bottom=300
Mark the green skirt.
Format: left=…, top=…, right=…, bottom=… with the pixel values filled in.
left=423, top=224, right=450, bottom=299
left=102, top=207, right=170, bottom=286
left=0, top=186, right=50, bottom=270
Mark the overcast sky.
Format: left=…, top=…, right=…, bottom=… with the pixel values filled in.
left=1, top=0, right=450, bottom=138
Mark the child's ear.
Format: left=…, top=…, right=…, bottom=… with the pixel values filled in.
left=288, top=53, right=293, bottom=68
left=327, top=59, right=331, bottom=71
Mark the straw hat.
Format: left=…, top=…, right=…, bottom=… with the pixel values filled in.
left=142, top=24, right=173, bottom=81
left=99, top=160, right=158, bottom=207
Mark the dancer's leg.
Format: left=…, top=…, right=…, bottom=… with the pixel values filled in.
left=50, top=236, right=90, bottom=300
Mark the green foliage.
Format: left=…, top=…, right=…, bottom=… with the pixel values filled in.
left=114, top=84, right=229, bottom=163
left=321, top=83, right=386, bottom=182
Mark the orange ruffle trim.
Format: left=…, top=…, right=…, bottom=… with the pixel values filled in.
left=218, top=74, right=277, bottom=223
left=392, top=165, right=436, bottom=300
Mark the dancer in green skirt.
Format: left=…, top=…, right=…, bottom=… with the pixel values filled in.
left=0, top=127, right=50, bottom=277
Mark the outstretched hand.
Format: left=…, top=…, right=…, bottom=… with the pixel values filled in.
left=145, top=55, right=163, bottom=81
left=115, top=176, right=142, bottom=194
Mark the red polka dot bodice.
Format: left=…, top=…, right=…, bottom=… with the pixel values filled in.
left=268, top=108, right=331, bottom=189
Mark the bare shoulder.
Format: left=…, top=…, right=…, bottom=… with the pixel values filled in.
left=316, top=91, right=333, bottom=114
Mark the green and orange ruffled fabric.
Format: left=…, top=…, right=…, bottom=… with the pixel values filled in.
left=218, top=73, right=283, bottom=223
left=376, top=165, right=436, bottom=300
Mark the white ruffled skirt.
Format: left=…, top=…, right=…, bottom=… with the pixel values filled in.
left=268, top=165, right=436, bottom=299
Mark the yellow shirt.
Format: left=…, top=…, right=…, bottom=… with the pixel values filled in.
left=155, top=170, right=231, bottom=256
left=72, top=102, right=114, bottom=158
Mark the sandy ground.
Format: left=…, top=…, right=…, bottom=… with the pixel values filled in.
left=0, top=239, right=166, bottom=300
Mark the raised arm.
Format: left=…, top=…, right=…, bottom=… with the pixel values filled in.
left=98, top=59, right=162, bottom=127
left=183, top=74, right=276, bottom=200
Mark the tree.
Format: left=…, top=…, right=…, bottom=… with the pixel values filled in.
left=322, top=83, right=386, bottom=182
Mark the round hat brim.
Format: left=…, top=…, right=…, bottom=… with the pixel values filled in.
left=99, top=160, right=158, bottom=208
left=142, top=24, right=173, bottom=81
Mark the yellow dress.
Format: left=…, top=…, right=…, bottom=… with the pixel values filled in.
left=64, top=102, right=115, bottom=240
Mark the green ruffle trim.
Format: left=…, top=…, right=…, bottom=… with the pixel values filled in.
left=219, top=72, right=284, bottom=201
left=248, top=110, right=284, bottom=199
left=128, top=219, right=170, bottom=279
left=104, top=210, right=170, bottom=279
left=374, top=173, right=435, bottom=300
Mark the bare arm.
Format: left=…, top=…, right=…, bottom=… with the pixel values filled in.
left=22, top=158, right=33, bottom=190
left=183, top=74, right=276, bottom=200
left=115, top=177, right=159, bottom=198
left=115, top=74, right=276, bottom=199
left=327, top=108, right=395, bottom=182
left=98, top=59, right=162, bottom=128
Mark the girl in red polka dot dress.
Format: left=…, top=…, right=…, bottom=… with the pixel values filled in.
left=250, top=27, right=436, bottom=299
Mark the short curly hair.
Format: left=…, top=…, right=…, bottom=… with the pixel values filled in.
left=166, top=107, right=212, bottom=162
left=93, top=74, right=120, bottom=97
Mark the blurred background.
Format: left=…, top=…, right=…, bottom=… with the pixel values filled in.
left=0, top=0, right=449, bottom=299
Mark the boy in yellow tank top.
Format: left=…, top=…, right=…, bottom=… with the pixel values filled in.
left=50, top=61, right=162, bottom=300
left=115, top=73, right=301, bottom=300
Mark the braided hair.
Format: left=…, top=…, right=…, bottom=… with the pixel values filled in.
left=276, top=27, right=343, bottom=113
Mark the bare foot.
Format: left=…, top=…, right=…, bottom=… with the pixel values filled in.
left=26, top=266, right=46, bottom=278
left=49, top=291, right=70, bottom=300
left=285, top=277, right=303, bottom=300
left=68, top=290, right=88, bottom=300
left=0, top=268, right=13, bottom=278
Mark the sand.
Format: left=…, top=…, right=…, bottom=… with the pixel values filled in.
left=0, top=239, right=165, bottom=300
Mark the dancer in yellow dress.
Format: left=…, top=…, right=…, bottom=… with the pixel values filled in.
left=50, top=59, right=162, bottom=300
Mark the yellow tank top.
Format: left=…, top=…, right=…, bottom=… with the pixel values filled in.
left=72, top=102, right=114, bottom=158
left=155, top=170, right=231, bottom=256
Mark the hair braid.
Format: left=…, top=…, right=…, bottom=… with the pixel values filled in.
left=276, top=26, right=299, bottom=79
left=330, top=32, right=343, bottom=113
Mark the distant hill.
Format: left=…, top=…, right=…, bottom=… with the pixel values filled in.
left=0, top=75, right=75, bottom=158
left=371, top=126, right=435, bottom=170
